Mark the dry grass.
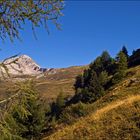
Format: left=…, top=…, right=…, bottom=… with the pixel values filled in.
left=43, top=96, right=140, bottom=140
left=0, top=66, right=86, bottom=103
left=43, top=66, right=140, bottom=140
left=1, top=65, right=140, bottom=140
left=36, top=66, right=86, bottom=101
left=93, top=95, right=140, bottom=120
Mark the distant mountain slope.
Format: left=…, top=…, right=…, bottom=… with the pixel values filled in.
left=43, top=66, right=140, bottom=140
left=36, top=66, right=87, bottom=101
left=0, top=65, right=87, bottom=102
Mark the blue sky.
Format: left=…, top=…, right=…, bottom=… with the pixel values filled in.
left=0, top=1, right=140, bottom=68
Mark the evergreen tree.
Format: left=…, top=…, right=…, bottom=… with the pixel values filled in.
left=74, top=74, right=84, bottom=91
left=83, top=69, right=91, bottom=87
left=122, top=46, right=129, bottom=60
left=51, top=92, right=65, bottom=119
left=56, top=92, right=65, bottom=109
left=100, top=51, right=113, bottom=75
left=72, top=51, right=112, bottom=104
left=89, top=51, right=112, bottom=75
left=80, top=87, right=92, bottom=103
left=0, top=0, right=64, bottom=42
left=1, top=81, right=46, bottom=140
left=129, top=49, right=140, bottom=67
left=98, top=71, right=109, bottom=86
left=107, top=57, right=116, bottom=75
left=89, top=56, right=102, bottom=75
left=87, top=70, right=104, bottom=102
left=117, top=51, right=128, bottom=75
left=101, top=51, right=112, bottom=67
left=112, top=51, right=128, bottom=84
left=78, top=70, right=104, bottom=103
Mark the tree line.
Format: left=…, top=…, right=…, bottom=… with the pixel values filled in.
left=70, top=46, right=128, bottom=104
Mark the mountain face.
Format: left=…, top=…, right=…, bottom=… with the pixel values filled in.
left=0, top=55, right=85, bottom=78
left=2, top=55, right=44, bottom=76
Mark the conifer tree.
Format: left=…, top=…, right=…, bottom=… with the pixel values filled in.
left=100, top=51, right=113, bottom=74
left=89, top=51, right=112, bottom=75
left=122, top=46, right=129, bottom=60
left=83, top=69, right=91, bottom=87
left=79, top=70, right=104, bottom=103
left=51, top=92, right=65, bottom=119
left=0, top=81, right=46, bottom=140
left=88, top=70, right=104, bottom=102
left=98, top=71, right=109, bottom=86
left=89, top=56, right=102, bottom=75
left=74, top=74, right=84, bottom=91
left=117, top=51, right=128, bottom=75
left=0, top=0, right=64, bottom=42
left=112, top=51, right=128, bottom=84
left=56, top=92, right=65, bottom=109
left=129, top=49, right=140, bottom=67
left=101, top=51, right=112, bottom=67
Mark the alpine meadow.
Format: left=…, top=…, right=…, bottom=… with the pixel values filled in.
left=0, top=1, right=140, bottom=140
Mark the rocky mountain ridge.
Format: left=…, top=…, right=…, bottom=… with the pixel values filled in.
left=0, top=55, right=46, bottom=76
left=0, top=55, right=86, bottom=80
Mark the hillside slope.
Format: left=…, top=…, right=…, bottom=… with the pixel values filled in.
left=0, top=66, right=86, bottom=102
left=43, top=66, right=140, bottom=140
left=36, top=66, right=87, bottom=101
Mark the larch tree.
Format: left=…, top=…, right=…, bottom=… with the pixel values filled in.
left=0, top=0, right=64, bottom=42
left=0, top=1, right=64, bottom=139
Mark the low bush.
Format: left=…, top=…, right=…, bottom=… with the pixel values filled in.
left=60, top=102, right=89, bottom=125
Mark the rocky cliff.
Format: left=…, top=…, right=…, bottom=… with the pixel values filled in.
left=1, top=55, right=43, bottom=76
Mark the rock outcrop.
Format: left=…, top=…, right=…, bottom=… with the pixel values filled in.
left=1, top=55, right=42, bottom=76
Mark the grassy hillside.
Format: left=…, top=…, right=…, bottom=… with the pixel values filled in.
left=42, top=66, right=140, bottom=140
left=0, top=66, right=86, bottom=103
left=36, top=66, right=87, bottom=101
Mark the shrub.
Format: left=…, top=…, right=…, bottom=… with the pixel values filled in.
left=60, top=102, right=89, bottom=125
